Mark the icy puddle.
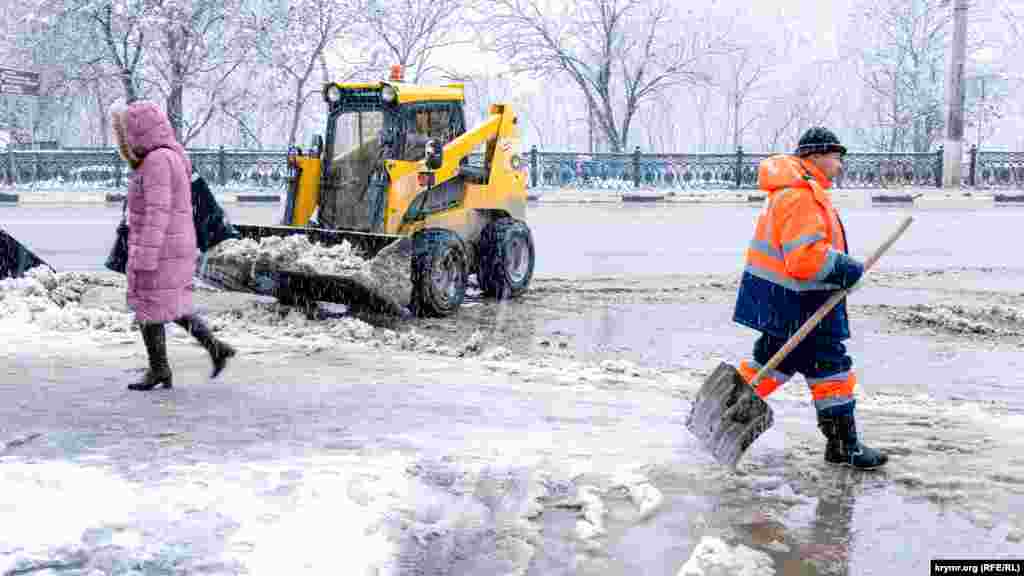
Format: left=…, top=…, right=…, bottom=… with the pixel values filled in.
left=524, top=447, right=1024, bottom=575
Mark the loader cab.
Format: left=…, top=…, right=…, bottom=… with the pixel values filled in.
left=321, top=90, right=466, bottom=165
left=315, top=79, right=469, bottom=233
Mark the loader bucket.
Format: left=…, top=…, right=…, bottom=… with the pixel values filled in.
left=200, top=223, right=412, bottom=315
left=1, top=228, right=52, bottom=280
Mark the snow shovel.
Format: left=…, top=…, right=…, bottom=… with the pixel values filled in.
left=1, top=227, right=53, bottom=280
left=685, top=215, right=914, bottom=468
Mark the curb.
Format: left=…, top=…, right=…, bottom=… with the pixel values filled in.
left=994, top=194, right=1024, bottom=203
left=6, top=192, right=110, bottom=204
left=871, top=194, right=919, bottom=204
left=235, top=194, right=280, bottom=203
left=622, top=192, right=666, bottom=203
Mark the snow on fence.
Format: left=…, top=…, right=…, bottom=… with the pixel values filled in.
left=1, top=145, right=1021, bottom=190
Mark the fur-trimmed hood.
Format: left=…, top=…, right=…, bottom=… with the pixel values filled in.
left=110, top=101, right=189, bottom=172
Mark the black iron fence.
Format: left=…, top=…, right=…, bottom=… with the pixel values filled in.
left=527, top=146, right=1022, bottom=190
left=0, top=147, right=289, bottom=189
left=1, top=144, right=1021, bottom=190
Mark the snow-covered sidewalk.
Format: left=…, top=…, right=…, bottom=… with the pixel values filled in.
left=3, top=270, right=1024, bottom=575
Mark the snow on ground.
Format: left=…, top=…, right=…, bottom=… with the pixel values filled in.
left=1, top=451, right=623, bottom=575
left=0, top=455, right=406, bottom=575
left=5, top=266, right=1024, bottom=574
left=884, top=302, right=1024, bottom=339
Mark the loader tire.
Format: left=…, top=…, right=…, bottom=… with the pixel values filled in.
left=478, top=217, right=534, bottom=300
left=412, top=229, right=467, bottom=317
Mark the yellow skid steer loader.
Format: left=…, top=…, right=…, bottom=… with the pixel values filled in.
left=204, top=66, right=535, bottom=317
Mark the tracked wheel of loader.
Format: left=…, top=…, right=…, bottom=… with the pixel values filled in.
left=412, top=228, right=468, bottom=317
left=478, top=217, right=535, bottom=300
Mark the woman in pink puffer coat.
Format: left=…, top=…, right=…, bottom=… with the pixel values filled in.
left=112, top=100, right=235, bottom=391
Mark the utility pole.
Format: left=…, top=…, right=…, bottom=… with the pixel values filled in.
left=942, top=0, right=969, bottom=188
left=977, top=75, right=985, bottom=150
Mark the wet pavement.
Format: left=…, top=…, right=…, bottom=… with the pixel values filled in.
left=3, top=201, right=1024, bottom=575
left=4, top=202, right=1024, bottom=274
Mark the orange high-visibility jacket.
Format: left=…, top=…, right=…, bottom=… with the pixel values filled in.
left=732, top=154, right=853, bottom=340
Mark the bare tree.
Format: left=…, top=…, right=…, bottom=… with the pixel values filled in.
left=246, top=0, right=358, bottom=146
left=849, top=0, right=954, bottom=152
left=352, top=0, right=475, bottom=83
left=483, top=0, right=732, bottom=153
left=444, top=68, right=518, bottom=127
left=91, top=2, right=147, bottom=103
left=145, top=0, right=255, bottom=144
left=483, top=0, right=733, bottom=151
left=17, top=0, right=251, bottom=145
left=761, top=80, right=839, bottom=153
left=12, top=0, right=146, bottom=143
left=1005, top=4, right=1023, bottom=44
left=722, top=46, right=774, bottom=151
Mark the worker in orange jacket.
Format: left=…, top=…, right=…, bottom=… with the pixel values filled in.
left=732, top=127, right=888, bottom=470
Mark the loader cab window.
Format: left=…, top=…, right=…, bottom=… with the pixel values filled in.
left=400, top=103, right=465, bottom=162
left=331, top=111, right=384, bottom=162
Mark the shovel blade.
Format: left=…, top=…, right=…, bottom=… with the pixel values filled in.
left=685, top=361, right=774, bottom=468
left=1, top=228, right=51, bottom=280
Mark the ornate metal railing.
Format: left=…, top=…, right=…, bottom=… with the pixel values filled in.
left=2, top=144, right=1021, bottom=190
left=833, top=151, right=942, bottom=189
left=0, top=147, right=290, bottom=189
left=527, top=146, right=947, bottom=190
left=971, top=147, right=1024, bottom=189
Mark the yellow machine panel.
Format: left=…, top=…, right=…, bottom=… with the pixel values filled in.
left=289, top=157, right=321, bottom=226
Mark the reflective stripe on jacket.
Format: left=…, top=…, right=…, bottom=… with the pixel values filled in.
left=732, top=154, right=851, bottom=341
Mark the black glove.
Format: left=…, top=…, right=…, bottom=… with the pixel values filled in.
left=823, top=252, right=864, bottom=289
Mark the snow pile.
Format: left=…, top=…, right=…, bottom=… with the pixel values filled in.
left=886, top=303, right=1024, bottom=338
left=608, top=471, right=665, bottom=522
left=207, top=236, right=370, bottom=276
left=0, top=267, right=133, bottom=334
left=204, top=304, right=507, bottom=360
left=676, top=536, right=775, bottom=576
left=207, top=303, right=379, bottom=343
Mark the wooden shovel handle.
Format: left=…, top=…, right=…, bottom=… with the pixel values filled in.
left=750, top=215, right=913, bottom=386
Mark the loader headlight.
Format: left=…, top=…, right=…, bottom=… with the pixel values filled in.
left=381, top=85, right=397, bottom=104
left=325, top=84, right=342, bottom=104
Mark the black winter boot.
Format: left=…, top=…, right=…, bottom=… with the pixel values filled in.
left=817, top=403, right=888, bottom=470
left=175, top=314, right=236, bottom=378
left=129, top=323, right=173, bottom=391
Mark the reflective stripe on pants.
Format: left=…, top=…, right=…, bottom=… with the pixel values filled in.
left=738, top=332, right=856, bottom=412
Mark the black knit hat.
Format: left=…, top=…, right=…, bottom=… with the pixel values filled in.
left=795, top=127, right=847, bottom=157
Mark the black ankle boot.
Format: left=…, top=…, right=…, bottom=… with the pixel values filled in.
left=129, top=323, right=173, bottom=391
left=175, top=314, right=236, bottom=378
left=817, top=403, right=888, bottom=470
